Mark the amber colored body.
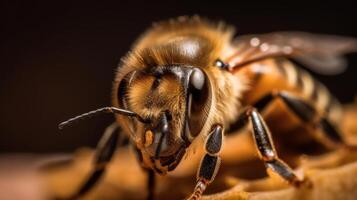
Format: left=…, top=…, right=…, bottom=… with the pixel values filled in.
left=109, top=17, right=356, bottom=200
left=233, top=58, right=342, bottom=143
left=112, top=17, right=346, bottom=161
left=238, top=58, right=342, bottom=124
left=59, top=16, right=357, bottom=200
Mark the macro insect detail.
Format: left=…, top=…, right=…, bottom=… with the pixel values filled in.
left=59, top=16, right=357, bottom=200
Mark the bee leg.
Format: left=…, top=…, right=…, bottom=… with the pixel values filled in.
left=246, top=108, right=305, bottom=186
left=279, top=92, right=357, bottom=149
left=187, top=125, right=223, bottom=200
left=255, top=91, right=346, bottom=146
left=67, top=123, right=122, bottom=200
left=147, top=169, right=155, bottom=200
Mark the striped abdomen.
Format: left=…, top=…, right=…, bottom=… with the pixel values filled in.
left=238, top=57, right=343, bottom=125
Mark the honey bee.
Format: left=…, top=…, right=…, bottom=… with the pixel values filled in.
left=59, top=16, right=357, bottom=200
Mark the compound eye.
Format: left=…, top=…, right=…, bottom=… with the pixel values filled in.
left=117, top=71, right=138, bottom=133
left=189, top=68, right=205, bottom=90
left=187, top=68, right=211, bottom=137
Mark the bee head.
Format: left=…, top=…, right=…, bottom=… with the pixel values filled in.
left=116, top=65, right=212, bottom=173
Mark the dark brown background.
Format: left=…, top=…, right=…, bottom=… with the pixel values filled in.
left=1, top=1, right=356, bottom=152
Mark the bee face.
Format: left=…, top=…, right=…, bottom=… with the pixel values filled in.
left=116, top=65, right=212, bottom=172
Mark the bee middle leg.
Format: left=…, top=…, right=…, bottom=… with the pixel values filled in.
left=245, top=108, right=305, bottom=186
left=187, top=125, right=223, bottom=200
left=254, top=91, right=346, bottom=146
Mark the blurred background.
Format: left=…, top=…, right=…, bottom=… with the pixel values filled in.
left=1, top=1, right=357, bottom=153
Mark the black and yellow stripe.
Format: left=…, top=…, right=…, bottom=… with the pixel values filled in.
left=273, top=58, right=342, bottom=124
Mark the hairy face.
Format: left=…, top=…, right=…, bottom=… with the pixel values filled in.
left=111, top=18, right=236, bottom=173
left=128, top=73, right=185, bottom=148
left=115, top=66, right=212, bottom=173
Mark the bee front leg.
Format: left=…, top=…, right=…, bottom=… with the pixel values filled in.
left=66, top=123, right=122, bottom=200
left=187, top=125, right=223, bottom=200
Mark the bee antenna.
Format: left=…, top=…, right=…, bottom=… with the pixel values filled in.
left=58, top=107, right=149, bottom=130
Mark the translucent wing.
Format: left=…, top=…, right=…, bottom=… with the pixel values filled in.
left=228, top=32, right=357, bottom=75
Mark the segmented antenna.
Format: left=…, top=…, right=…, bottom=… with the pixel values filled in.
left=58, top=107, right=148, bottom=130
